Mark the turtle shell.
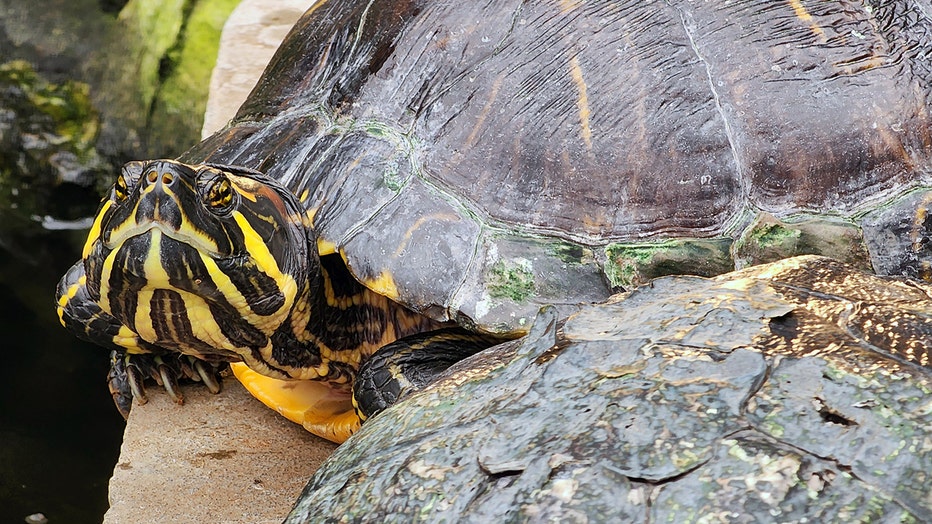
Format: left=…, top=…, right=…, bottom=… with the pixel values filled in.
left=284, top=256, right=932, bottom=521
left=182, top=1, right=932, bottom=334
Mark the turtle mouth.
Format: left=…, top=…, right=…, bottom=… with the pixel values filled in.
left=105, top=220, right=226, bottom=259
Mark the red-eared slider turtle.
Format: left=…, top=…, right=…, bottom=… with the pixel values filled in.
left=56, top=0, right=932, bottom=444
left=286, top=255, right=932, bottom=522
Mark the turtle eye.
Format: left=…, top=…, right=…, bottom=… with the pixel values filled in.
left=204, top=176, right=236, bottom=213
left=113, top=174, right=129, bottom=201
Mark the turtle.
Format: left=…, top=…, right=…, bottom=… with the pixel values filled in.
left=55, top=0, right=932, bottom=445
left=285, top=255, right=932, bottom=522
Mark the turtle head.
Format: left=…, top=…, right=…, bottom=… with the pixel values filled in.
left=72, top=159, right=317, bottom=365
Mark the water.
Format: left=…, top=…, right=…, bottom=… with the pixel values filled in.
left=0, top=185, right=125, bottom=523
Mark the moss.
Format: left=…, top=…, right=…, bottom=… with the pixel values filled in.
left=733, top=213, right=870, bottom=269
left=750, top=222, right=800, bottom=248
left=603, top=238, right=733, bottom=289
left=0, top=60, right=101, bottom=163
left=487, top=260, right=535, bottom=302
left=547, top=241, right=587, bottom=265
left=97, top=0, right=237, bottom=156
left=148, top=0, right=240, bottom=153
left=116, top=0, right=187, bottom=110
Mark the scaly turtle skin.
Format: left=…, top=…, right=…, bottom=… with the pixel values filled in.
left=57, top=1, right=932, bottom=442
left=286, top=256, right=932, bottom=522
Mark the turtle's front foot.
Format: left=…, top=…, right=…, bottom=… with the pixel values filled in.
left=107, top=350, right=226, bottom=419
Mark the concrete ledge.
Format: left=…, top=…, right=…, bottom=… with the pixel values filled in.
left=201, top=0, right=317, bottom=137
left=104, top=377, right=337, bottom=523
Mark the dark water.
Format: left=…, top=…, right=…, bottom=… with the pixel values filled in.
left=0, top=186, right=125, bottom=522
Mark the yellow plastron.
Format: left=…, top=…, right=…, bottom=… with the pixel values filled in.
left=231, top=363, right=361, bottom=443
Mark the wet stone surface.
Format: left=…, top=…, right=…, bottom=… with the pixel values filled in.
left=287, top=257, right=932, bottom=522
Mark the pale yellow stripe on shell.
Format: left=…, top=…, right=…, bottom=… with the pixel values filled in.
left=317, top=236, right=338, bottom=255
left=788, top=0, right=827, bottom=42
left=336, top=248, right=400, bottom=301
left=569, top=55, right=593, bottom=151
left=559, top=0, right=581, bottom=13
left=360, top=271, right=400, bottom=301
left=82, top=200, right=111, bottom=258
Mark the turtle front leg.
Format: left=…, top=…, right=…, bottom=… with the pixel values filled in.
left=353, top=328, right=504, bottom=421
left=56, top=260, right=224, bottom=417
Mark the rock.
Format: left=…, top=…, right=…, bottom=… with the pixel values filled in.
left=103, top=378, right=336, bottom=524
left=202, top=0, right=316, bottom=137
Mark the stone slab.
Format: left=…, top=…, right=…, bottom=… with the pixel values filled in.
left=103, top=378, right=337, bottom=524
left=201, top=0, right=318, bottom=137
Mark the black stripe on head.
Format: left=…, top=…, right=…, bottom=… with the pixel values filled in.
left=107, top=236, right=150, bottom=331
left=147, top=288, right=240, bottom=358
left=215, top=256, right=286, bottom=316
left=149, top=288, right=194, bottom=349
left=158, top=235, right=272, bottom=350
left=207, top=298, right=269, bottom=349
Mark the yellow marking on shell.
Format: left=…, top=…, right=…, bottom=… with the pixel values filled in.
left=465, top=73, right=504, bottom=148
left=335, top=248, right=401, bottom=300
left=231, top=362, right=359, bottom=443
left=788, top=0, right=827, bottom=43
left=559, top=0, right=582, bottom=12
left=568, top=55, right=593, bottom=151
left=306, top=206, right=319, bottom=225
left=361, top=270, right=400, bottom=301
left=82, top=200, right=111, bottom=258
left=317, top=236, right=338, bottom=255
left=390, top=212, right=461, bottom=259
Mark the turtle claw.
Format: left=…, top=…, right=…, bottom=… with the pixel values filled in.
left=158, top=361, right=185, bottom=405
left=125, top=363, right=149, bottom=407
left=195, top=359, right=222, bottom=394
left=106, top=351, right=226, bottom=417
left=108, top=350, right=136, bottom=419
